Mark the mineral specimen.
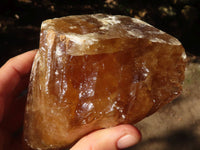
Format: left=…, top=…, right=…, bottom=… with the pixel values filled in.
left=23, top=14, right=186, bottom=150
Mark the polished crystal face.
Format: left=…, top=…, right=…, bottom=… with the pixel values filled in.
left=23, top=14, right=186, bottom=150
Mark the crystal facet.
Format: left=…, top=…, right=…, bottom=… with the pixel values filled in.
left=23, top=14, right=186, bottom=150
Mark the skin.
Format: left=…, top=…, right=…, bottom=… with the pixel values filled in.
left=0, top=50, right=141, bottom=150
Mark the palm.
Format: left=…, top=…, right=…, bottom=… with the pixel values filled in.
left=0, top=95, right=27, bottom=150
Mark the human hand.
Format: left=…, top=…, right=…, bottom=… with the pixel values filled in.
left=0, top=50, right=141, bottom=150
left=0, top=50, right=37, bottom=150
left=71, top=124, right=141, bottom=150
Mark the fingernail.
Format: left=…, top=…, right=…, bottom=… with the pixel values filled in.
left=117, top=135, right=139, bottom=149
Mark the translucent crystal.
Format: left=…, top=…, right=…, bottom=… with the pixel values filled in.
left=23, top=14, right=186, bottom=149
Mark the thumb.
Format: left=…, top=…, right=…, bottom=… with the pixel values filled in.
left=70, top=124, right=141, bottom=150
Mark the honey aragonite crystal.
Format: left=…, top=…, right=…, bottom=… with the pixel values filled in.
left=23, top=14, right=186, bottom=150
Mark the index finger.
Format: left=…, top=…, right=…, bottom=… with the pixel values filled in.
left=0, top=50, right=37, bottom=97
left=0, top=50, right=37, bottom=122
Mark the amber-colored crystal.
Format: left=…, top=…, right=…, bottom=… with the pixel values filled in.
left=23, top=14, right=186, bottom=150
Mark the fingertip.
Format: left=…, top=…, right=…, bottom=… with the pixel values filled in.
left=117, top=124, right=141, bottom=141
left=71, top=124, right=141, bottom=150
left=116, top=124, right=141, bottom=149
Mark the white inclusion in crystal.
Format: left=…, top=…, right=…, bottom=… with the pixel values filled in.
left=181, top=52, right=187, bottom=60
left=82, top=120, right=86, bottom=124
left=110, top=101, right=117, bottom=111
left=145, top=68, right=150, bottom=73
left=79, top=91, right=84, bottom=98
left=159, top=30, right=165, bottom=34
left=55, top=70, right=59, bottom=75
left=56, top=45, right=63, bottom=56
left=143, top=68, right=149, bottom=77
left=62, top=80, right=68, bottom=92
left=44, top=42, right=48, bottom=47
left=51, top=110, right=54, bottom=114
left=146, top=30, right=165, bottom=35
left=82, top=103, right=94, bottom=111
left=168, top=38, right=181, bottom=45
left=88, top=103, right=94, bottom=111
left=130, top=91, right=134, bottom=96
left=41, top=20, right=56, bottom=31
left=122, top=114, right=126, bottom=119
left=41, top=46, right=46, bottom=52
left=116, top=106, right=120, bottom=110
left=41, top=21, right=48, bottom=29
left=87, top=89, right=95, bottom=97
left=65, top=33, right=98, bottom=46
left=150, top=37, right=167, bottom=44
left=174, top=91, right=178, bottom=95
left=55, top=80, right=60, bottom=85
left=143, top=73, right=148, bottom=77
left=131, top=18, right=152, bottom=27
left=82, top=103, right=87, bottom=109
left=47, top=31, right=55, bottom=51
left=100, top=26, right=109, bottom=30
left=65, top=34, right=84, bottom=45
left=153, top=99, right=156, bottom=103
left=107, top=16, right=121, bottom=24
left=127, top=29, right=144, bottom=38
left=79, top=89, right=94, bottom=98
left=79, top=83, right=83, bottom=89
left=98, top=15, right=121, bottom=30
left=69, top=26, right=77, bottom=29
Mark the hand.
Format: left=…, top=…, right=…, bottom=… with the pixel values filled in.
left=0, top=50, right=37, bottom=150
left=71, top=124, right=141, bottom=150
left=0, top=50, right=141, bottom=150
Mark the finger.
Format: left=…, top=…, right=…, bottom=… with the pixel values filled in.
left=0, top=50, right=37, bottom=98
left=71, top=124, right=141, bottom=150
left=0, top=50, right=37, bottom=122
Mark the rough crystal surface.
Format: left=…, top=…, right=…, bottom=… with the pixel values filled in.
left=23, top=14, right=186, bottom=150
